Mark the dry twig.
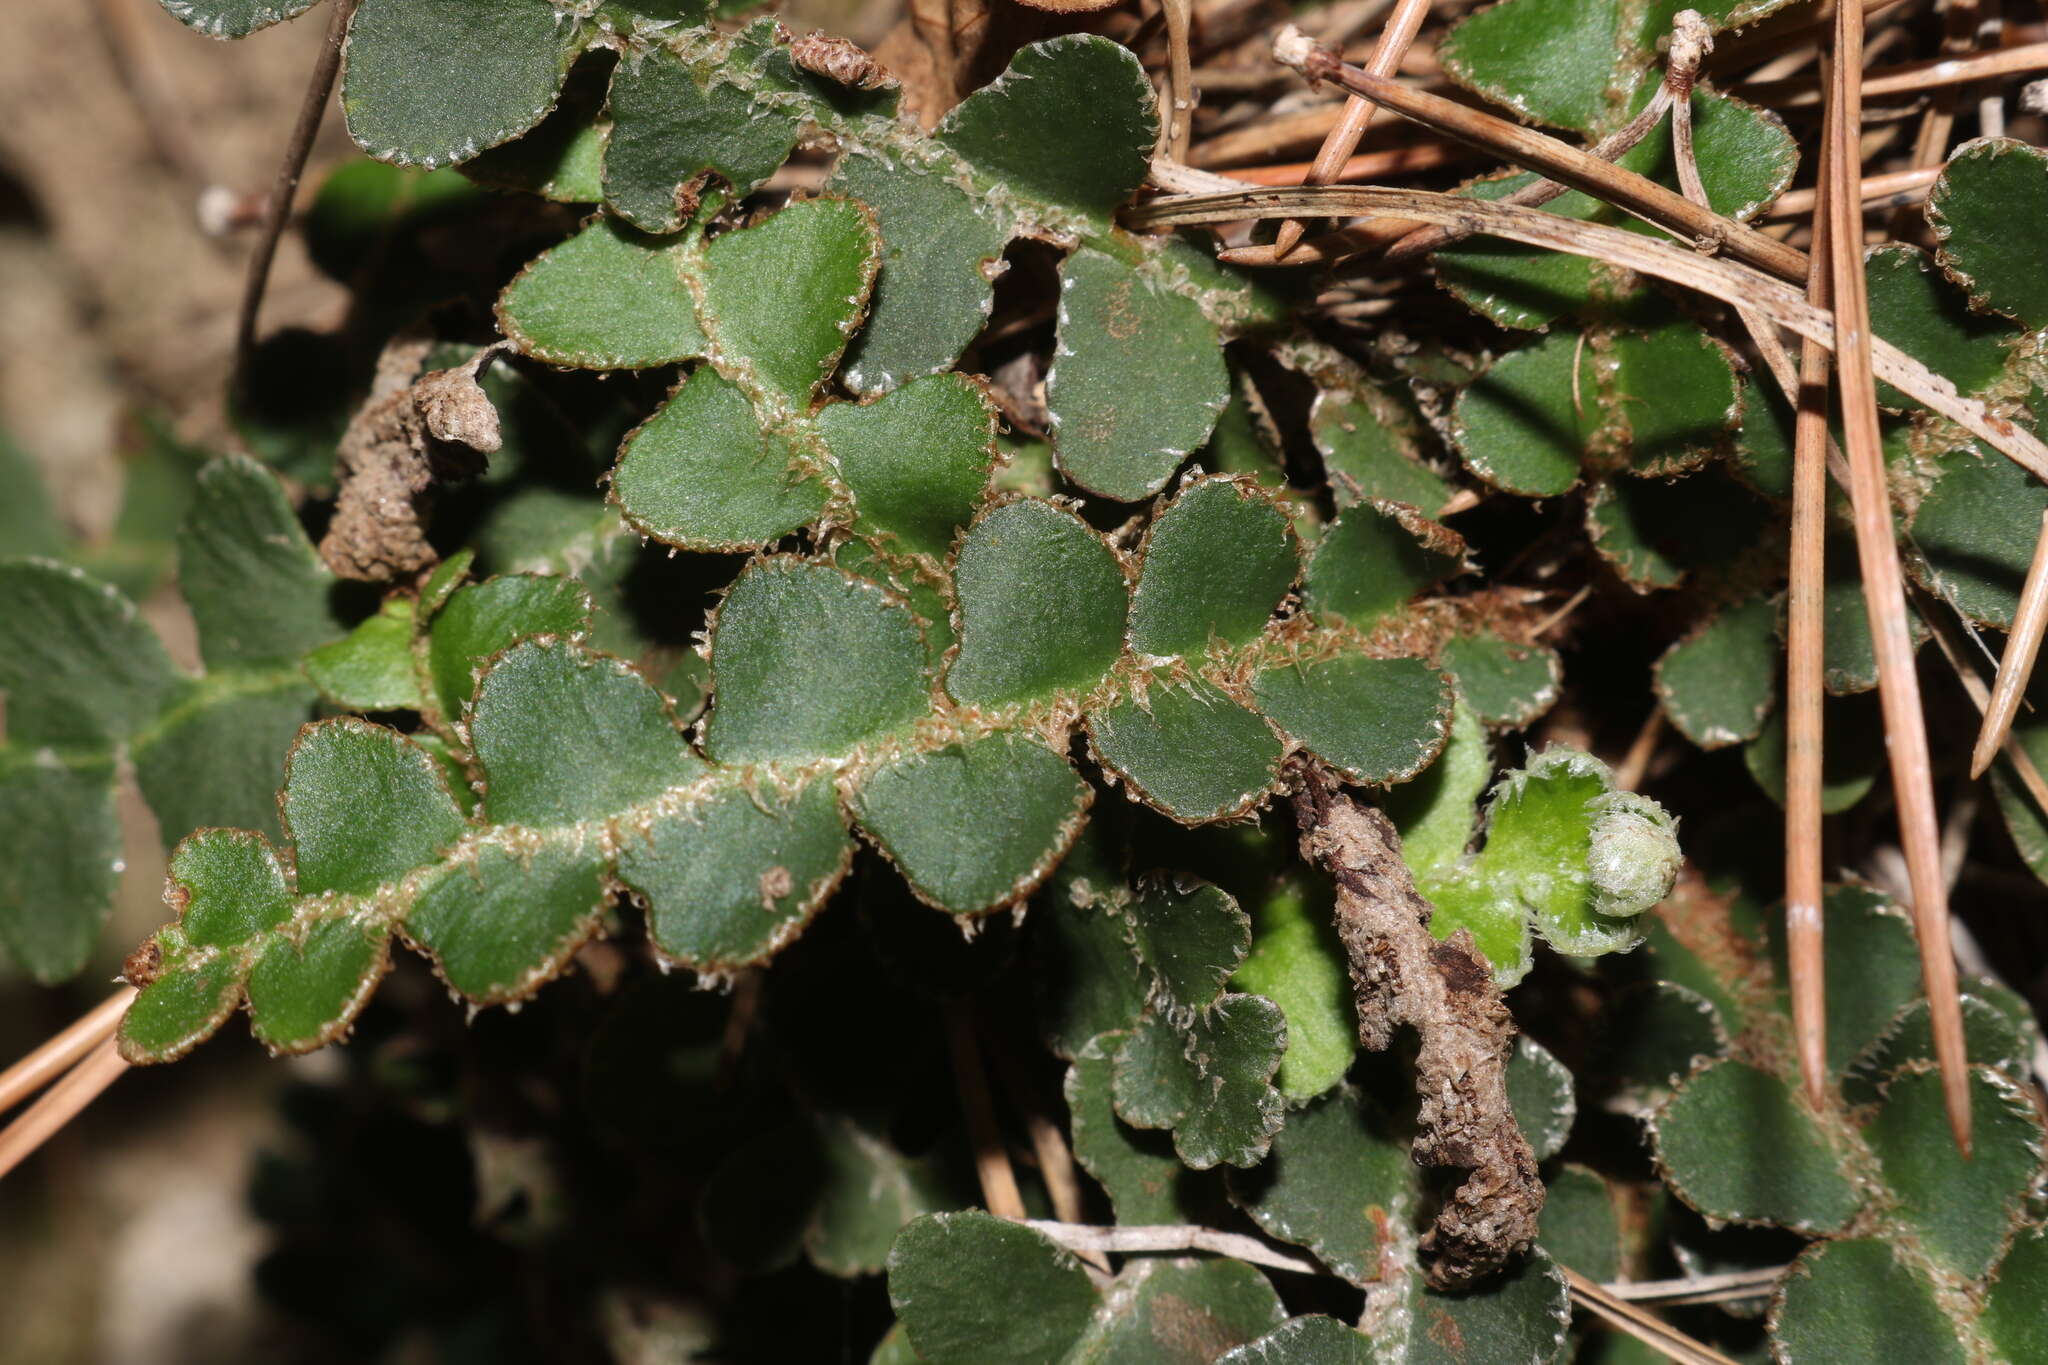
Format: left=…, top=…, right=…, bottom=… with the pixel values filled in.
left=0, top=988, right=133, bottom=1117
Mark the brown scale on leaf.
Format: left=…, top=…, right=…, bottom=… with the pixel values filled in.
left=1288, top=760, right=1542, bottom=1289
left=319, top=336, right=501, bottom=581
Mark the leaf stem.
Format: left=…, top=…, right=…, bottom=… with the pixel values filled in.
left=232, top=0, right=360, bottom=400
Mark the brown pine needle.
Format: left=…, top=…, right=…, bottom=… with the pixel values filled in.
left=1766, top=165, right=1940, bottom=219
left=1786, top=73, right=1837, bottom=1116
left=945, top=1000, right=1027, bottom=1219
left=1272, top=0, right=1433, bottom=258
left=0, top=1037, right=130, bottom=1182
left=1160, top=0, right=1196, bottom=162
left=1740, top=39, right=2048, bottom=107
left=1146, top=186, right=2048, bottom=484
left=1266, top=28, right=1809, bottom=283
left=1972, top=509, right=2048, bottom=779
left=0, top=987, right=134, bottom=1117
left=1822, top=0, right=1972, bottom=1155
left=1564, top=1267, right=1744, bottom=1365
left=1225, top=139, right=1462, bottom=186
left=1920, top=586, right=2048, bottom=818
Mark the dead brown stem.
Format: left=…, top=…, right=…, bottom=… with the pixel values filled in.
left=1564, top=1267, right=1744, bottom=1365
left=945, top=1000, right=1027, bottom=1220
left=1288, top=765, right=1540, bottom=1289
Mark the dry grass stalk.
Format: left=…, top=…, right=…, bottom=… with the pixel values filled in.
left=1739, top=38, right=2048, bottom=106
left=944, top=1000, right=1028, bottom=1219
left=1271, top=0, right=1433, bottom=257
left=1971, top=509, right=2048, bottom=780
left=1820, top=0, right=1972, bottom=1154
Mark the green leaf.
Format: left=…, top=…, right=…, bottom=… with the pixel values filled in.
left=1066, top=1258, right=1283, bottom=1362
left=1507, top=1036, right=1576, bottom=1162
left=1404, top=1249, right=1572, bottom=1365
left=1864, top=244, right=2014, bottom=409
left=1423, top=748, right=1675, bottom=979
left=703, top=559, right=930, bottom=763
left=1603, top=981, right=1730, bottom=1102
left=697, top=195, right=879, bottom=414
left=469, top=638, right=698, bottom=826
left=424, top=573, right=593, bottom=728
left=281, top=719, right=467, bottom=898
left=1252, top=655, right=1451, bottom=786
left=613, top=370, right=829, bottom=551
left=1982, top=1229, right=2048, bottom=1363
left=619, top=779, right=852, bottom=970
left=342, top=0, right=582, bottom=168
left=244, top=912, right=391, bottom=1053
left=1585, top=467, right=1772, bottom=591
left=1843, top=994, right=2032, bottom=1105
left=179, top=455, right=341, bottom=669
left=1047, top=248, right=1229, bottom=501
left=131, top=681, right=318, bottom=846
left=887, top=1212, right=1099, bottom=1365
left=0, top=751, right=119, bottom=982
left=460, top=60, right=610, bottom=202
left=1652, top=1060, right=1861, bottom=1233
left=174, top=827, right=292, bottom=948
left=1769, top=1239, right=1965, bottom=1365
left=1226, top=1086, right=1413, bottom=1287
left=1538, top=1165, right=1621, bottom=1283
left=948, top=500, right=1128, bottom=709
left=1230, top=876, right=1355, bottom=1100
left=1909, top=441, right=2048, bottom=628
left=1387, top=701, right=1490, bottom=880
left=1654, top=596, right=1778, bottom=748
left=831, top=151, right=1008, bottom=396
left=1763, top=884, right=1923, bottom=1079
left=1112, top=994, right=1287, bottom=1169
left=1089, top=680, right=1283, bottom=823
left=1612, top=88, right=1799, bottom=224
left=1122, top=879, right=1250, bottom=1018
left=1034, top=835, right=1149, bottom=1058
left=1217, top=1317, right=1372, bottom=1365
left=1311, top=387, right=1452, bottom=513
left=816, top=373, right=997, bottom=562
left=306, top=599, right=423, bottom=712
left=496, top=215, right=707, bottom=369
left=1129, top=477, right=1298, bottom=657
left=934, top=36, right=1156, bottom=222
left=1440, top=0, right=1628, bottom=132
left=850, top=732, right=1090, bottom=914
left=1603, top=323, right=1740, bottom=475
left=0, top=561, right=181, bottom=746
left=601, top=44, right=801, bottom=233
left=157, top=0, right=318, bottom=38
left=1306, top=503, right=1463, bottom=629
left=119, top=948, right=243, bottom=1063
left=1863, top=1064, right=2041, bottom=1279
left=1451, top=331, right=1597, bottom=497
left=407, top=840, right=608, bottom=1002
left=1442, top=632, right=1561, bottom=729
left=1928, top=136, right=2048, bottom=328
left=0, top=433, right=64, bottom=563
left=1066, top=1034, right=1205, bottom=1225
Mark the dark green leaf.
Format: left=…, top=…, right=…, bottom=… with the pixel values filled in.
left=948, top=500, right=1128, bottom=708
left=887, top=1212, right=1099, bottom=1365
left=497, top=215, right=707, bottom=369
left=1769, top=1239, right=1965, bottom=1365
left=1654, top=596, right=1778, bottom=749
left=1253, top=655, right=1451, bottom=786
left=1652, top=1060, right=1860, bottom=1233
left=1927, top=136, right=2048, bottom=328
left=1129, top=477, right=1298, bottom=657
left=1226, top=1086, right=1413, bottom=1286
